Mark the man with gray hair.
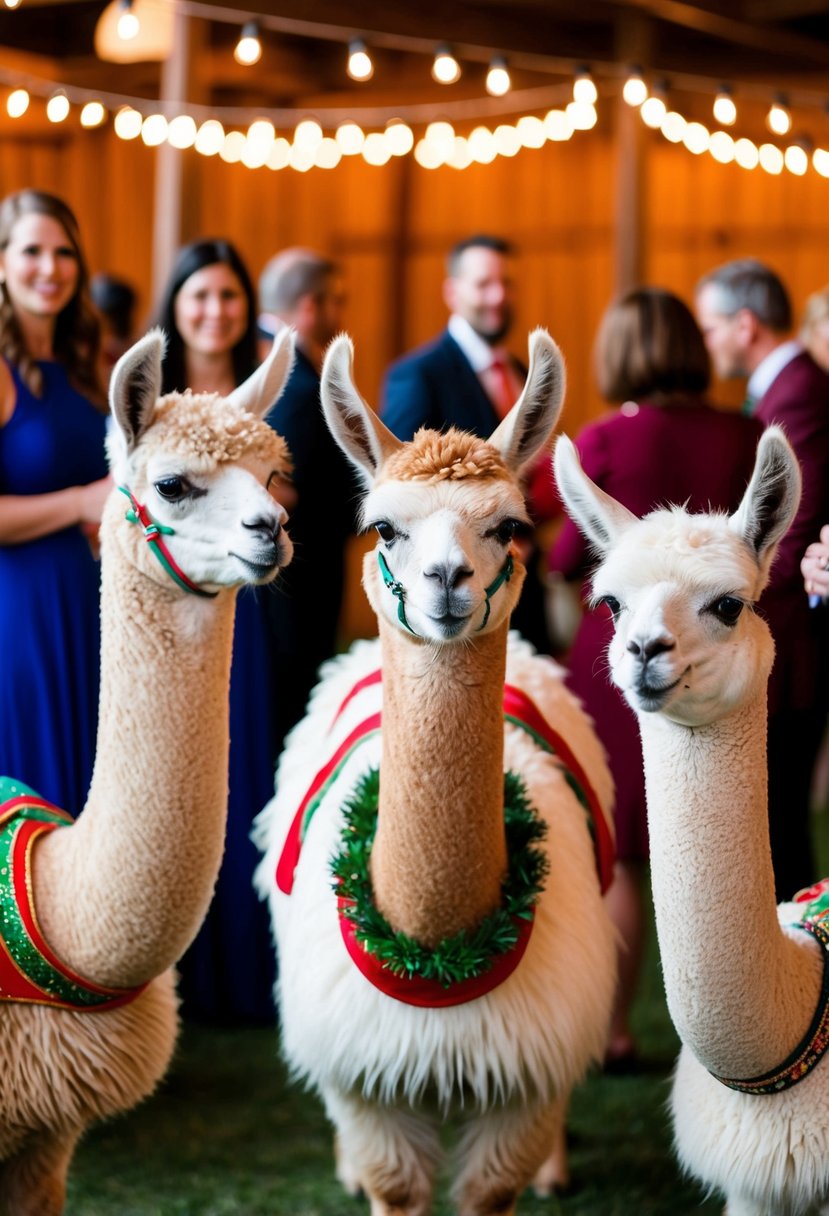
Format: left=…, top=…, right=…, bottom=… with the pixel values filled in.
left=696, top=258, right=829, bottom=900
left=259, top=248, right=358, bottom=749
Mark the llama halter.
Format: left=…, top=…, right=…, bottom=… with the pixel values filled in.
left=0, top=778, right=145, bottom=1011
left=119, top=486, right=218, bottom=599
left=377, top=549, right=514, bottom=636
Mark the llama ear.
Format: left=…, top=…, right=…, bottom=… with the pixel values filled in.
left=487, top=329, right=565, bottom=472
left=728, top=425, right=801, bottom=579
left=226, top=326, right=295, bottom=419
left=320, top=333, right=402, bottom=486
left=553, top=433, right=637, bottom=553
left=109, top=328, right=165, bottom=455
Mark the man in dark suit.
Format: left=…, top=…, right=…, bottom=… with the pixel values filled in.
left=259, top=248, right=360, bottom=749
left=696, top=258, right=829, bottom=898
left=380, top=234, right=555, bottom=653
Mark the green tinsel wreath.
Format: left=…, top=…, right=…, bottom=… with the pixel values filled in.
left=330, top=767, right=549, bottom=988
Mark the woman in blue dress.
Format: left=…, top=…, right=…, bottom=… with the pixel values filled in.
left=0, top=189, right=109, bottom=818
left=153, top=239, right=295, bottom=1025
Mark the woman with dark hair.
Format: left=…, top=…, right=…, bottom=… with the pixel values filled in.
left=153, top=238, right=291, bottom=1026
left=549, top=287, right=762, bottom=1068
left=0, top=188, right=110, bottom=815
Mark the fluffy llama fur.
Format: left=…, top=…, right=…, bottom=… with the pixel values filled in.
left=255, top=330, right=616, bottom=1215
left=0, top=329, right=294, bottom=1215
left=555, top=425, right=829, bottom=1216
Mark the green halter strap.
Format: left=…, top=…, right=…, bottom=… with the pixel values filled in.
left=118, top=486, right=218, bottom=599
left=376, top=550, right=514, bottom=637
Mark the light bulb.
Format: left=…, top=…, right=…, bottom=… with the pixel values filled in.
left=195, top=120, right=225, bottom=156
left=573, top=68, right=597, bottom=105
left=713, top=89, right=736, bottom=127
left=486, top=56, right=510, bottom=97
left=234, top=22, right=261, bottom=67
left=6, top=88, right=29, bottom=118
left=46, top=92, right=70, bottom=123
left=432, top=44, right=460, bottom=85
left=80, top=101, right=106, bottom=128
left=622, top=69, right=647, bottom=107
left=640, top=95, right=667, bottom=128
left=347, top=38, right=373, bottom=82
left=116, top=0, right=139, bottom=40
left=114, top=106, right=143, bottom=140
left=335, top=121, right=364, bottom=155
left=767, top=96, right=791, bottom=136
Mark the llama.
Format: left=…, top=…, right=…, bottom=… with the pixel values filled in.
left=254, top=329, right=617, bottom=1215
left=554, top=424, right=829, bottom=1216
left=0, top=327, right=294, bottom=1215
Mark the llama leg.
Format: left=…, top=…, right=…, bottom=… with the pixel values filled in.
left=324, top=1088, right=440, bottom=1216
left=453, top=1099, right=561, bottom=1216
left=530, top=1093, right=569, bottom=1196
left=0, top=1128, right=80, bottom=1216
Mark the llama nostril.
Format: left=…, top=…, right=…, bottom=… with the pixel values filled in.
left=628, top=636, right=675, bottom=661
left=244, top=516, right=281, bottom=543
left=424, top=562, right=472, bottom=590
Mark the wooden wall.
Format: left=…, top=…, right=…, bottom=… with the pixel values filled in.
left=2, top=121, right=828, bottom=635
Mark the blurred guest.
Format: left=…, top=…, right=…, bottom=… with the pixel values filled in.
left=550, top=287, right=762, bottom=1067
left=258, top=248, right=359, bottom=747
left=380, top=233, right=555, bottom=653
left=696, top=258, right=829, bottom=898
left=0, top=189, right=110, bottom=815
left=90, top=272, right=137, bottom=379
left=803, top=523, right=829, bottom=603
left=153, top=238, right=291, bottom=1025
left=800, top=285, right=829, bottom=373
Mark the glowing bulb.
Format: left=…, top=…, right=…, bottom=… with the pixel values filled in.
left=335, top=121, right=364, bottom=155
left=767, top=98, right=791, bottom=136
left=544, top=109, right=572, bottom=142
left=516, top=115, right=545, bottom=148
left=347, top=38, right=373, bottom=81
left=385, top=120, right=413, bottom=156
left=784, top=143, right=808, bottom=175
left=709, top=131, right=735, bottom=163
left=573, top=69, right=597, bottom=105
left=622, top=70, right=647, bottom=107
left=80, top=101, right=106, bottom=128
left=493, top=124, right=520, bottom=157
left=683, top=121, right=710, bottom=155
left=46, top=92, right=69, bottom=123
left=246, top=118, right=275, bottom=156
left=734, top=138, right=759, bottom=170
left=220, top=131, right=246, bottom=164
left=141, top=113, right=168, bottom=146
left=640, top=95, right=666, bottom=128
left=432, top=44, right=460, bottom=85
left=167, top=114, right=197, bottom=148
left=3, top=0, right=22, bottom=9
left=195, top=120, right=225, bottom=156
left=713, top=90, right=736, bottom=127
left=362, top=131, right=391, bottom=165
left=486, top=56, right=510, bottom=97
left=414, top=139, right=442, bottom=170
left=447, top=136, right=472, bottom=171
left=6, top=89, right=29, bottom=118
left=267, top=138, right=291, bottom=170
left=566, top=100, right=597, bottom=130
left=314, top=137, right=342, bottom=169
left=660, top=112, right=686, bottom=143
left=812, top=147, right=829, bottom=178
left=234, top=22, right=261, bottom=66
left=294, top=118, right=323, bottom=151
left=114, top=106, right=142, bottom=140
left=468, top=126, right=496, bottom=164
left=758, top=143, right=784, bottom=174
left=117, top=0, right=139, bottom=40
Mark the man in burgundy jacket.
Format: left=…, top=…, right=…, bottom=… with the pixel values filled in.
left=697, top=259, right=829, bottom=899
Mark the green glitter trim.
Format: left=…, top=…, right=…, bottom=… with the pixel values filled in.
left=331, top=768, right=549, bottom=988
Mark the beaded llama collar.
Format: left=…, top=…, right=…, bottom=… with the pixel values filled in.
left=0, top=778, right=145, bottom=1011
left=711, top=879, right=829, bottom=1095
left=275, top=670, right=615, bottom=1007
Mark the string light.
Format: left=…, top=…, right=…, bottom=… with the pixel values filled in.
left=234, top=22, right=261, bottom=66
left=784, top=142, right=809, bottom=175
left=432, top=44, right=460, bottom=85
left=116, top=0, right=139, bottom=41
left=80, top=100, right=106, bottom=128
left=195, top=119, right=225, bottom=155
left=6, top=88, right=29, bottom=118
left=485, top=56, right=511, bottom=97
left=385, top=119, right=414, bottom=156
left=4, top=0, right=22, bottom=9
left=141, top=113, right=168, bottom=145
left=767, top=94, right=791, bottom=136
left=759, top=142, right=784, bottom=174
left=573, top=67, right=597, bottom=105
left=335, top=121, right=365, bottom=155
left=713, top=87, right=736, bottom=127
left=167, top=114, right=197, bottom=148
left=114, top=105, right=142, bottom=139
left=622, top=67, right=647, bottom=107
left=46, top=91, right=69, bottom=123
left=347, top=39, right=374, bottom=82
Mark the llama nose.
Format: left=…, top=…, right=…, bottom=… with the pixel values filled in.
left=244, top=515, right=282, bottom=544
left=627, top=634, right=675, bottom=662
left=423, top=561, right=473, bottom=590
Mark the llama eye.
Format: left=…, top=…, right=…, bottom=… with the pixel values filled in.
left=487, top=518, right=528, bottom=545
left=374, top=521, right=397, bottom=544
left=597, top=594, right=622, bottom=622
left=154, top=476, right=191, bottom=502
left=707, top=595, right=744, bottom=626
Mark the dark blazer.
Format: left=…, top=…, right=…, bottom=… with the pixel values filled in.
left=380, top=329, right=518, bottom=439
left=755, top=350, right=829, bottom=714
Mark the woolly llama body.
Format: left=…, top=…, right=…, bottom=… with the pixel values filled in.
left=555, top=425, right=829, bottom=1216
left=255, top=330, right=616, bottom=1215
left=0, top=329, right=295, bottom=1215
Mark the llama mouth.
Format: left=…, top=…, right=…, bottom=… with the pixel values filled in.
left=231, top=553, right=281, bottom=580
left=428, top=612, right=471, bottom=636
left=633, top=668, right=689, bottom=710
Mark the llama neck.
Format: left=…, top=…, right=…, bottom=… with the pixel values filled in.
left=641, top=694, right=822, bottom=1079
left=370, top=616, right=509, bottom=947
left=33, top=510, right=237, bottom=988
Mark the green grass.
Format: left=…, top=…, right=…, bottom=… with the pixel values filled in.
left=65, top=808, right=829, bottom=1214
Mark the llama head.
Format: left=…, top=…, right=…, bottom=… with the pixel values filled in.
left=106, top=327, right=295, bottom=592
left=321, top=328, right=565, bottom=643
left=554, top=426, right=801, bottom=726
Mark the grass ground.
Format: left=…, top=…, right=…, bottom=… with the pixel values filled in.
left=65, top=809, right=829, bottom=1215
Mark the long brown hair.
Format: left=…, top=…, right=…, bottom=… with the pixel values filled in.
left=0, top=189, right=104, bottom=408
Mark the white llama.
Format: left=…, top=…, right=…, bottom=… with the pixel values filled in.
left=255, top=329, right=617, bottom=1216
left=0, top=328, right=295, bottom=1215
left=555, top=424, right=829, bottom=1216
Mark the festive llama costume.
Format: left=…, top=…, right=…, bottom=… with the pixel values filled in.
left=255, top=330, right=616, bottom=1216
left=0, top=329, right=294, bottom=1215
left=555, top=425, right=829, bottom=1216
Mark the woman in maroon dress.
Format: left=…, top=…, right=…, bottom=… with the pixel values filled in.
left=550, top=287, right=762, bottom=1066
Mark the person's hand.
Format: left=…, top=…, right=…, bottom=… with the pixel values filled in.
left=802, top=523, right=829, bottom=599
left=77, top=474, right=114, bottom=526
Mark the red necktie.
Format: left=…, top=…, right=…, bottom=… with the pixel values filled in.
left=490, top=355, right=517, bottom=418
